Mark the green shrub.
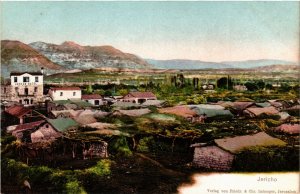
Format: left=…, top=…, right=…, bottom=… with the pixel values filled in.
left=110, top=136, right=132, bottom=157
left=137, top=137, right=155, bottom=153
left=86, top=159, right=111, bottom=176
left=65, top=180, right=87, bottom=194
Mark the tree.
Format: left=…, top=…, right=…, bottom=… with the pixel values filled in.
left=118, top=89, right=129, bottom=96
left=256, top=80, right=265, bottom=90
left=86, top=85, right=93, bottom=94
left=104, top=90, right=112, bottom=97
left=245, top=82, right=258, bottom=91
left=217, top=76, right=233, bottom=90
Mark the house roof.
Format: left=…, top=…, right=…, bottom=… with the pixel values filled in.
left=215, top=132, right=286, bottom=154
left=52, top=99, right=93, bottom=108
left=255, top=102, right=271, bottom=108
left=126, top=92, right=156, bottom=98
left=112, top=101, right=141, bottom=108
left=70, top=99, right=93, bottom=108
left=10, top=72, right=43, bottom=76
left=142, top=100, right=165, bottom=106
left=269, top=101, right=283, bottom=108
left=275, top=124, right=300, bottom=135
left=14, top=120, right=45, bottom=131
left=51, top=110, right=77, bottom=118
left=5, top=105, right=32, bottom=117
left=285, top=105, right=300, bottom=110
left=82, top=94, right=103, bottom=100
left=192, top=108, right=233, bottom=118
left=74, top=114, right=97, bottom=125
left=245, top=106, right=279, bottom=116
left=232, top=102, right=255, bottom=111
left=47, top=118, right=79, bottom=132
left=188, top=104, right=225, bottom=110
left=158, top=106, right=197, bottom=118
left=50, top=87, right=81, bottom=91
left=113, top=108, right=151, bottom=117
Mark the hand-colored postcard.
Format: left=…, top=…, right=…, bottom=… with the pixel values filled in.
left=1, top=1, right=299, bottom=194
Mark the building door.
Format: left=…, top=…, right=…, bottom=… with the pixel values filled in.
left=25, top=88, right=29, bottom=96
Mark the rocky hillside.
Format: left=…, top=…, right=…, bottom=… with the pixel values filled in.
left=1, top=40, right=64, bottom=77
left=29, top=41, right=152, bottom=70
left=252, top=64, right=300, bottom=73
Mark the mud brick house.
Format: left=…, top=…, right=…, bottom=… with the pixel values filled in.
left=274, top=124, right=300, bottom=135
left=4, top=105, right=43, bottom=126
left=47, top=99, right=93, bottom=113
left=191, top=132, right=286, bottom=171
left=158, top=105, right=202, bottom=123
left=12, top=120, right=62, bottom=143
left=82, top=94, right=104, bottom=106
left=122, top=91, right=157, bottom=104
left=243, top=106, right=279, bottom=118
left=1, top=71, right=44, bottom=106
left=47, top=118, right=79, bottom=133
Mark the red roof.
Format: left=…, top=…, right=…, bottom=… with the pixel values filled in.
left=15, top=120, right=45, bottom=131
left=50, top=87, right=81, bottom=91
left=245, top=106, right=279, bottom=116
left=159, top=106, right=197, bottom=118
left=82, top=94, right=103, bottom=100
left=276, top=124, right=300, bottom=135
left=5, top=105, right=32, bottom=117
left=125, top=92, right=156, bottom=98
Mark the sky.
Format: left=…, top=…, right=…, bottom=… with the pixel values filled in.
left=1, top=1, right=299, bottom=62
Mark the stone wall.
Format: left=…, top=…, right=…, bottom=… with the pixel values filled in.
left=192, top=145, right=234, bottom=171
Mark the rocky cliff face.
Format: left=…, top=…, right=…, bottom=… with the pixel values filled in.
left=1, top=40, right=64, bottom=77
left=29, top=41, right=152, bottom=70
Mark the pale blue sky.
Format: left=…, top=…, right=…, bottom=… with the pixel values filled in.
left=1, top=1, right=299, bottom=62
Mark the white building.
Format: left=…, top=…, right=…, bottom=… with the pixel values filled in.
left=1, top=71, right=44, bottom=105
left=82, top=94, right=104, bottom=106
left=122, top=92, right=157, bottom=104
left=48, top=87, right=81, bottom=101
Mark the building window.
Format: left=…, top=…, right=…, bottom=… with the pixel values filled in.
left=23, top=77, right=29, bottom=83
left=14, top=77, right=17, bottom=82
left=34, top=87, right=38, bottom=92
left=35, top=77, right=39, bottom=82
left=60, top=92, right=63, bottom=96
left=4, top=87, right=6, bottom=93
left=73, top=92, right=76, bottom=96
left=45, top=124, right=49, bottom=128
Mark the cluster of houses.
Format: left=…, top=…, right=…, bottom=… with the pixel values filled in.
left=1, top=70, right=299, bottom=170
left=1, top=70, right=164, bottom=161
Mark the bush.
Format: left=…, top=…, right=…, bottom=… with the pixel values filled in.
left=137, top=137, right=155, bottom=153
left=65, top=180, right=87, bottom=194
left=86, top=159, right=111, bottom=176
left=110, top=136, right=132, bottom=157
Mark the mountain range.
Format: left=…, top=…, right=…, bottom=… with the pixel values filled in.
left=29, top=41, right=151, bottom=70
left=1, top=40, right=298, bottom=78
left=147, top=59, right=297, bottom=70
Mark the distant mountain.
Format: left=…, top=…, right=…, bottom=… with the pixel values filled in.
left=221, top=59, right=297, bottom=69
left=1, top=40, right=64, bottom=77
left=251, top=64, right=299, bottom=73
left=147, top=58, right=297, bottom=70
left=146, top=59, right=234, bottom=69
left=30, top=41, right=152, bottom=70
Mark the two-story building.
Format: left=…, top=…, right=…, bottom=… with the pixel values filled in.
left=1, top=71, right=44, bottom=106
left=48, top=87, right=81, bottom=101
